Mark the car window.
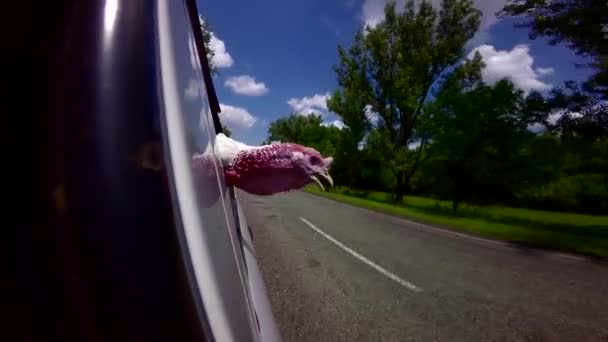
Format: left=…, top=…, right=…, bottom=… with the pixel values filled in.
left=157, top=1, right=258, bottom=341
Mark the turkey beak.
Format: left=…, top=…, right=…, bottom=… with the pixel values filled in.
left=310, top=171, right=333, bottom=191
left=319, top=171, right=334, bottom=187
left=309, top=175, right=325, bottom=191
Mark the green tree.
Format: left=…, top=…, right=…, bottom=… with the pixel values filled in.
left=515, top=130, right=608, bottom=214
left=422, top=53, right=608, bottom=213
left=557, top=103, right=608, bottom=140
left=265, top=114, right=341, bottom=157
left=221, top=124, right=232, bottom=137
left=199, top=17, right=218, bottom=76
left=329, top=0, right=481, bottom=202
left=425, top=54, right=539, bottom=209
left=500, top=0, right=608, bottom=99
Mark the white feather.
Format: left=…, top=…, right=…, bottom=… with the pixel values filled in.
left=213, top=133, right=256, bottom=166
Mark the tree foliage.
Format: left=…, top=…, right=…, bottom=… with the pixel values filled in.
left=329, top=0, right=481, bottom=201
left=200, top=17, right=218, bottom=76
left=265, top=114, right=341, bottom=157
left=500, top=0, right=608, bottom=99
left=262, top=0, right=608, bottom=213
left=426, top=54, right=548, bottom=208
left=221, top=124, right=232, bottom=137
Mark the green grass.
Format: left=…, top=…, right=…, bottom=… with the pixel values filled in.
left=304, top=186, right=608, bottom=258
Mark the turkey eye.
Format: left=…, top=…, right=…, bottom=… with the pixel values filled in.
left=309, top=156, right=321, bottom=165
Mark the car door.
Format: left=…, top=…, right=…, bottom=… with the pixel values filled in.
left=6, top=0, right=280, bottom=341
left=159, top=0, right=281, bottom=341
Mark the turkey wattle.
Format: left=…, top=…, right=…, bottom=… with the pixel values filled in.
left=193, top=133, right=334, bottom=196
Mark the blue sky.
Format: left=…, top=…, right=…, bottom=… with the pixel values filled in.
left=196, top=0, right=594, bottom=145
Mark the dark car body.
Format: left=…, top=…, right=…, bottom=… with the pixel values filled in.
left=6, top=1, right=280, bottom=341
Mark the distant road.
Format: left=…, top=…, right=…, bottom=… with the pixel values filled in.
left=239, top=190, right=608, bottom=342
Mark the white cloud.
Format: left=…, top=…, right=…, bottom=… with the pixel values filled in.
left=468, top=44, right=554, bottom=94
left=196, top=15, right=234, bottom=69
left=537, top=67, right=555, bottom=76
left=547, top=109, right=565, bottom=125
left=547, top=109, right=583, bottom=125
left=361, top=0, right=396, bottom=29
left=188, top=34, right=201, bottom=70
left=209, top=35, right=234, bottom=68
left=362, top=0, right=506, bottom=47
left=219, top=103, right=258, bottom=128
left=364, top=104, right=381, bottom=125
left=362, top=0, right=506, bottom=31
left=357, top=135, right=368, bottom=150
left=224, top=75, right=269, bottom=96
left=527, top=122, right=545, bottom=133
left=525, top=108, right=584, bottom=133
left=322, top=120, right=346, bottom=129
left=287, top=93, right=330, bottom=115
left=184, top=78, right=201, bottom=100
left=408, top=140, right=422, bottom=150
left=571, top=112, right=583, bottom=119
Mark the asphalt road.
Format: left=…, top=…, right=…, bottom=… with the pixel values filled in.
left=239, top=190, right=608, bottom=342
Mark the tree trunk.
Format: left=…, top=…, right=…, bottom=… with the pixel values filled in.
left=452, top=177, right=461, bottom=212
left=452, top=198, right=460, bottom=212
left=450, top=162, right=464, bottom=212
left=394, top=170, right=406, bottom=203
left=395, top=188, right=404, bottom=203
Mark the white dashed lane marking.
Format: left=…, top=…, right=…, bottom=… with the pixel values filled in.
left=299, top=217, right=422, bottom=293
